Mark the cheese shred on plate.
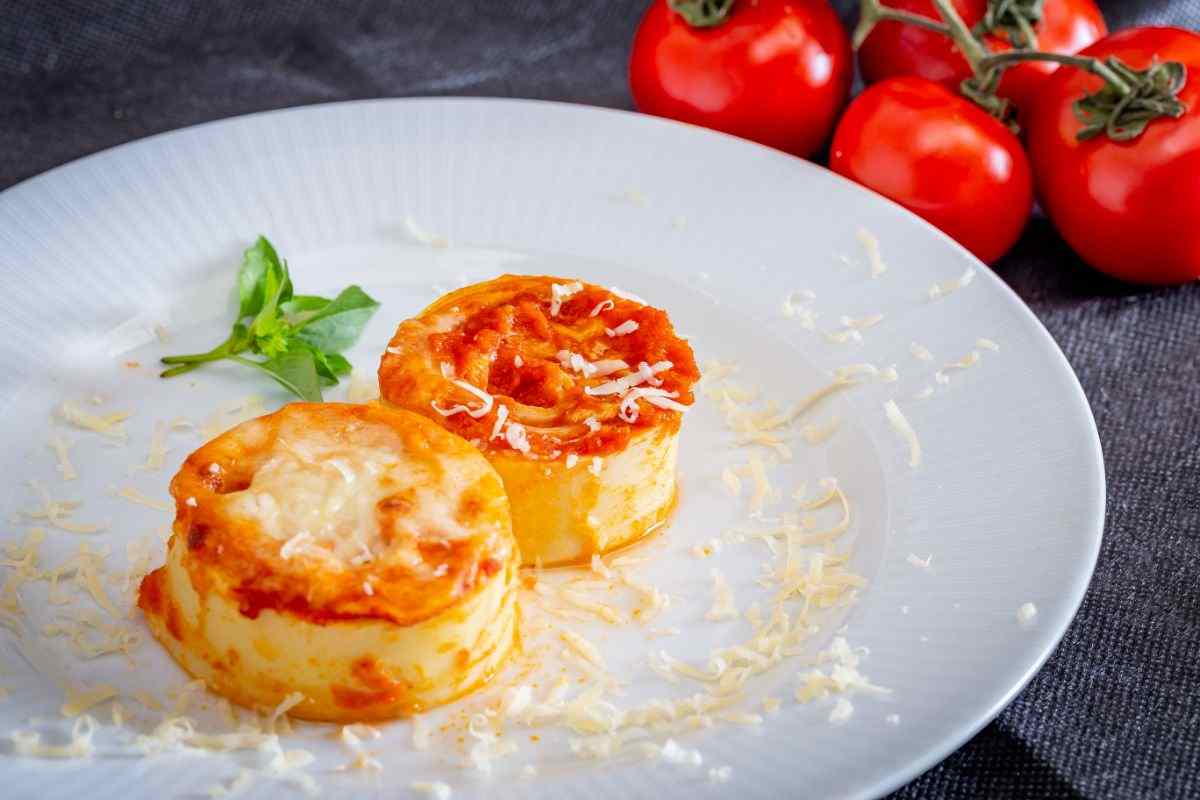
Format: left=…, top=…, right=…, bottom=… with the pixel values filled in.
left=705, top=569, right=738, bottom=621
left=47, top=434, right=77, bottom=480
left=11, top=715, right=98, bottom=758
left=57, top=402, right=130, bottom=440
left=927, top=267, right=976, bottom=299
left=883, top=399, right=921, bottom=468
left=856, top=227, right=888, bottom=278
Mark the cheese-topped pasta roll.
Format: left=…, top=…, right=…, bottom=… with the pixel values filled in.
left=138, top=402, right=517, bottom=722
left=379, top=275, right=700, bottom=566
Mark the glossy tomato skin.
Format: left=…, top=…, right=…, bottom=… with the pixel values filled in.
left=829, top=76, right=1033, bottom=264
left=629, top=0, right=852, bottom=158
left=1025, top=27, right=1200, bottom=285
left=858, top=0, right=1106, bottom=113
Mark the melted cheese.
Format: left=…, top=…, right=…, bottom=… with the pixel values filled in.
left=227, top=436, right=476, bottom=568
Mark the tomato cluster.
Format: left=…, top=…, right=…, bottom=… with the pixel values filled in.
left=629, top=0, right=1200, bottom=285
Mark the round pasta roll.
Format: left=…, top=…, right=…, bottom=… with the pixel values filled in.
left=378, top=275, right=700, bottom=566
left=137, top=402, right=517, bottom=722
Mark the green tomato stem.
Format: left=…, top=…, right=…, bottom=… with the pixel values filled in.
left=976, top=50, right=1135, bottom=96
left=853, top=0, right=950, bottom=49
left=928, top=0, right=990, bottom=69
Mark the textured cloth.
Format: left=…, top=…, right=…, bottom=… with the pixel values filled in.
left=2, top=2, right=1198, bottom=798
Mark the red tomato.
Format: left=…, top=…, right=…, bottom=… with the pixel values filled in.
left=629, top=0, right=852, bottom=158
left=829, top=76, right=1033, bottom=264
left=1025, top=27, right=1200, bottom=285
left=858, top=0, right=1106, bottom=112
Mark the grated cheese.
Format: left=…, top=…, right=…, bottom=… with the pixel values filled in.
left=549, top=281, right=584, bottom=317
left=589, top=457, right=603, bottom=477
left=115, top=486, right=171, bottom=512
left=829, top=697, right=854, bottom=724
left=11, top=714, right=97, bottom=758
left=489, top=404, right=509, bottom=441
left=142, top=420, right=170, bottom=471
left=928, top=266, right=976, bottom=299
left=857, top=227, right=888, bottom=277
left=976, top=338, right=1000, bottom=351
left=781, top=290, right=818, bottom=328
left=705, top=569, right=738, bottom=621
left=1017, top=602, right=1038, bottom=625
left=47, top=434, right=77, bottom=480
left=883, top=400, right=921, bottom=468
left=744, top=456, right=773, bottom=515
left=560, top=630, right=606, bottom=669
left=605, top=320, right=639, bottom=337
left=58, top=401, right=130, bottom=440
left=590, top=299, right=615, bottom=317
left=24, top=481, right=103, bottom=533
left=823, top=329, right=863, bottom=344
left=659, top=738, right=704, bottom=766
left=943, top=350, right=981, bottom=373
left=431, top=366, right=494, bottom=419
left=839, top=313, right=884, bottom=330
left=910, top=342, right=934, bottom=361
left=619, top=387, right=685, bottom=422
left=338, top=725, right=382, bottom=772
left=709, top=765, right=733, bottom=783
left=504, top=422, right=531, bottom=454
left=61, top=683, right=117, bottom=717
left=800, top=416, right=841, bottom=445
left=906, top=553, right=933, bottom=570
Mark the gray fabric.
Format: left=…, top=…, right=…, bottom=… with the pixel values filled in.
left=1, top=2, right=1198, bottom=797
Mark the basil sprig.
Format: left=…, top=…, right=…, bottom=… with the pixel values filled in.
left=160, top=236, right=379, bottom=402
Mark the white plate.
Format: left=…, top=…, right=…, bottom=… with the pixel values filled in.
left=0, top=99, right=1104, bottom=800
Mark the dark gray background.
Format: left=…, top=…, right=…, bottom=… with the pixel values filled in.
left=2, top=1, right=1198, bottom=797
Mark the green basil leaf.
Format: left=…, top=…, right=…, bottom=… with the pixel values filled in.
left=280, top=294, right=333, bottom=319
left=241, top=349, right=323, bottom=402
left=250, top=254, right=295, bottom=344
left=292, top=285, right=380, bottom=353
left=319, top=351, right=352, bottom=377
left=291, top=341, right=353, bottom=386
left=237, top=237, right=283, bottom=320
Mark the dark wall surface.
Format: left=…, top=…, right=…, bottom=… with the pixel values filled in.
left=2, top=2, right=1198, bottom=798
